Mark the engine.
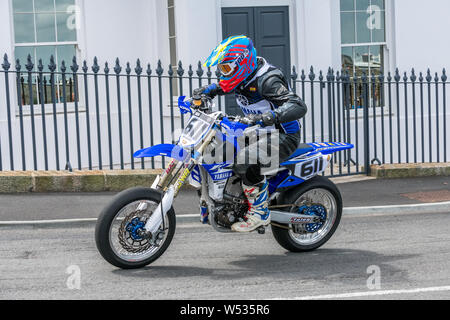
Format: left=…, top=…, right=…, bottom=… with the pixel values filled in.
left=213, top=176, right=249, bottom=228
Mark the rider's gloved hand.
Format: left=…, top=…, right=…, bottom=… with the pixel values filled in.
left=243, top=111, right=277, bottom=127
left=193, top=83, right=223, bottom=99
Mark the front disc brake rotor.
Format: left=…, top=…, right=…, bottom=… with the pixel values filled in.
left=118, top=210, right=152, bottom=254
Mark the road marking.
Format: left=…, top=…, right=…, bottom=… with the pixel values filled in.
left=0, top=201, right=449, bottom=226
left=344, top=201, right=450, bottom=214
left=0, top=218, right=98, bottom=225
left=274, top=285, right=450, bottom=300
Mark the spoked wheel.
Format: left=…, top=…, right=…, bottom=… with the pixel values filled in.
left=95, top=187, right=176, bottom=269
left=271, top=176, right=342, bottom=252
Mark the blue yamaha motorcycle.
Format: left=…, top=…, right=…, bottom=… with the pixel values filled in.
left=95, top=95, right=354, bottom=269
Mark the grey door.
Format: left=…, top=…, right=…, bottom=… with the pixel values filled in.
left=222, top=6, right=291, bottom=115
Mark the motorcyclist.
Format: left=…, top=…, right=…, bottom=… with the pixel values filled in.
left=194, top=35, right=307, bottom=232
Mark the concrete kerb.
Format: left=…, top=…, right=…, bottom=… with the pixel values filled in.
left=0, top=161, right=448, bottom=193
left=370, top=163, right=450, bottom=178
left=0, top=169, right=164, bottom=193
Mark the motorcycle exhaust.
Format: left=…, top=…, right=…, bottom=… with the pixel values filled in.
left=144, top=186, right=175, bottom=234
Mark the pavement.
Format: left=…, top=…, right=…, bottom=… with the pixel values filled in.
left=0, top=175, right=448, bottom=223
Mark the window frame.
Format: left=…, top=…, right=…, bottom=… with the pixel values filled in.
left=340, top=0, right=388, bottom=109
left=11, top=0, right=80, bottom=109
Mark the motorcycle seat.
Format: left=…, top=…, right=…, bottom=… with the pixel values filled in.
left=287, top=143, right=314, bottom=159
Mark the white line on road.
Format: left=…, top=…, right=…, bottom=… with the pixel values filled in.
left=344, top=201, right=450, bottom=215
left=0, top=201, right=449, bottom=226
left=0, top=218, right=97, bottom=225
left=274, top=285, right=450, bottom=300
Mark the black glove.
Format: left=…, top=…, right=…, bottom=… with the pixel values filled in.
left=193, top=83, right=223, bottom=99
left=243, top=111, right=277, bottom=127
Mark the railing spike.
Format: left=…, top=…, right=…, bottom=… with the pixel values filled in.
left=37, top=58, right=43, bottom=72
left=71, top=56, right=79, bottom=73
left=25, top=54, right=34, bottom=71
left=61, top=60, right=66, bottom=73
left=156, top=60, right=163, bottom=76
left=177, top=61, right=184, bottom=77
left=2, top=54, right=11, bottom=70
left=92, top=57, right=99, bottom=73
left=114, top=58, right=122, bottom=74
left=82, top=60, right=88, bottom=73
left=442, top=68, right=447, bottom=82
left=104, top=62, right=109, bottom=74
left=135, top=59, right=142, bottom=75
left=196, top=61, right=204, bottom=77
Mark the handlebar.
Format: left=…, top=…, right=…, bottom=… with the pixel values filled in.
left=182, top=95, right=258, bottom=126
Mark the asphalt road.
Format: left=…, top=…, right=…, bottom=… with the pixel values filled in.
left=0, top=176, right=448, bottom=221
left=1, top=210, right=450, bottom=300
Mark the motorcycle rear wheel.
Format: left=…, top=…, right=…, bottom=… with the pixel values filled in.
left=271, top=175, right=342, bottom=252
left=95, top=187, right=176, bottom=269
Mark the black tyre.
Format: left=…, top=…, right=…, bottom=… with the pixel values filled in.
left=271, top=175, right=343, bottom=252
left=95, top=187, right=176, bottom=269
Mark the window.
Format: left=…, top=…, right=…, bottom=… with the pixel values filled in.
left=12, top=0, right=79, bottom=105
left=340, top=0, right=386, bottom=108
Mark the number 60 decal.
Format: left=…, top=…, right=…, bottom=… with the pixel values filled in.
left=294, top=156, right=327, bottom=179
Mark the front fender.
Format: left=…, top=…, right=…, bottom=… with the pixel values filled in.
left=133, top=144, right=189, bottom=161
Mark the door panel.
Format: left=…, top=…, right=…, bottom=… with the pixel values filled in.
left=255, top=7, right=291, bottom=75
left=221, top=6, right=291, bottom=115
left=222, top=8, right=255, bottom=40
left=222, top=7, right=255, bottom=116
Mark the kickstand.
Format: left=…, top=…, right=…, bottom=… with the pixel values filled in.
left=257, top=226, right=266, bottom=234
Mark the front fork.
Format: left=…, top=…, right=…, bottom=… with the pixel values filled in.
left=144, top=129, right=217, bottom=234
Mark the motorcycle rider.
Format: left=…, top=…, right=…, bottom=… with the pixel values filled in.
left=193, top=35, right=307, bottom=232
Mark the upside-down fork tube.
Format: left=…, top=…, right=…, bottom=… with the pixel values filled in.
left=144, top=186, right=175, bottom=234
left=172, top=128, right=217, bottom=196
left=145, top=129, right=217, bottom=234
left=155, top=159, right=178, bottom=190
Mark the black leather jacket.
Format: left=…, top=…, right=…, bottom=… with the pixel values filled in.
left=204, top=57, right=307, bottom=132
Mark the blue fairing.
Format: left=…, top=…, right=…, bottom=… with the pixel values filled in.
left=202, top=163, right=234, bottom=181
left=281, top=142, right=354, bottom=165
left=178, top=96, right=193, bottom=115
left=218, top=117, right=249, bottom=152
left=268, top=169, right=290, bottom=194
left=133, top=144, right=189, bottom=161
left=308, top=142, right=354, bottom=155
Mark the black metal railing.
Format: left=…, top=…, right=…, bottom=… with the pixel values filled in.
left=0, top=53, right=448, bottom=176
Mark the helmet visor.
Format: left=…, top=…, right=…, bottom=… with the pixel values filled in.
left=218, top=62, right=236, bottom=77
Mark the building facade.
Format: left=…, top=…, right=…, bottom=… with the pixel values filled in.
left=3, top=0, right=450, bottom=91
left=0, top=0, right=449, bottom=171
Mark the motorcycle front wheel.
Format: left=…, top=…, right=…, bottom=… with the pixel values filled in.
left=95, top=187, right=176, bottom=269
left=271, top=175, right=342, bottom=252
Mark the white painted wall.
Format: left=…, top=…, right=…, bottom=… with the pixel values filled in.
left=80, top=0, right=159, bottom=67
left=175, top=0, right=220, bottom=67
left=0, top=1, right=14, bottom=60
left=391, top=0, right=450, bottom=75
left=297, top=0, right=337, bottom=73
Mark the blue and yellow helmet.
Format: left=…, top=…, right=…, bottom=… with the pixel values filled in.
left=204, top=35, right=257, bottom=92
